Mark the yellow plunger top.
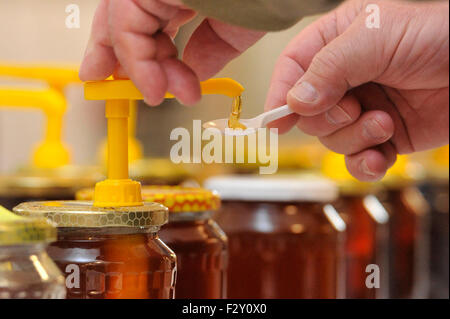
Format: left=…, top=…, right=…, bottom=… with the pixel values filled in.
left=84, top=78, right=244, bottom=207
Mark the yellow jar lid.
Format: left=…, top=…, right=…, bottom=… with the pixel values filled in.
left=77, top=186, right=220, bottom=213
left=0, top=205, right=56, bottom=246
left=13, top=201, right=168, bottom=228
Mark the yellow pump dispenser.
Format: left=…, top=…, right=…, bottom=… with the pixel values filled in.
left=85, top=78, right=244, bottom=207
left=0, top=87, right=70, bottom=168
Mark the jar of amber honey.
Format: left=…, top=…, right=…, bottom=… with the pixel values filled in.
left=379, top=156, right=430, bottom=299
left=322, top=152, right=390, bottom=299
left=13, top=201, right=176, bottom=299
left=419, top=147, right=449, bottom=299
left=77, top=186, right=228, bottom=299
left=0, top=206, right=65, bottom=299
left=205, top=175, right=345, bottom=299
left=142, top=186, right=227, bottom=299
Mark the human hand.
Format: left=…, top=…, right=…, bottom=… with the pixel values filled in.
left=79, top=0, right=264, bottom=106
left=265, top=0, right=449, bottom=181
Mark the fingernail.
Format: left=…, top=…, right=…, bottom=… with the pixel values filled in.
left=363, top=119, right=387, bottom=140
left=360, top=159, right=375, bottom=176
left=325, top=105, right=352, bottom=125
left=290, top=81, right=318, bottom=103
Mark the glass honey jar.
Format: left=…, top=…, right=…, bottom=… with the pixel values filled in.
left=77, top=186, right=228, bottom=299
left=13, top=200, right=176, bottom=299
left=205, top=175, right=346, bottom=299
left=0, top=206, right=65, bottom=299
left=415, top=146, right=449, bottom=298
left=378, top=156, right=430, bottom=299
left=322, top=152, right=390, bottom=299
left=142, top=186, right=227, bottom=299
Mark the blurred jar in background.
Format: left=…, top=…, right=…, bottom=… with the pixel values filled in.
left=416, top=146, right=449, bottom=299
left=142, top=186, right=227, bottom=299
left=322, top=152, right=390, bottom=299
left=205, top=175, right=346, bottom=299
left=379, top=156, right=430, bottom=299
left=0, top=206, right=65, bottom=299
left=13, top=201, right=176, bottom=299
left=0, top=165, right=102, bottom=210
left=129, top=158, right=191, bottom=186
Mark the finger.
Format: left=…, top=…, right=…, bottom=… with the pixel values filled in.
left=319, top=111, right=395, bottom=155
left=134, top=0, right=178, bottom=21
left=154, top=32, right=178, bottom=61
left=161, top=58, right=201, bottom=106
left=109, top=0, right=168, bottom=105
left=378, top=141, right=398, bottom=169
left=345, top=148, right=391, bottom=182
left=79, top=0, right=117, bottom=80
left=264, top=11, right=348, bottom=130
left=296, top=94, right=361, bottom=137
left=287, top=13, right=381, bottom=116
left=183, top=18, right=264, bottom=80
left=164, top=9, right=197, bottom=38
left=264, top=54, right=304, bottom=132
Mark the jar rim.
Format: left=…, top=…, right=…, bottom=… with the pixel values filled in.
left=13, top=200, right=168, bottom=228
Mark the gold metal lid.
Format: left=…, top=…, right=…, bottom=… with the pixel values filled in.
left=0, top=206, right=56, bottom=246
left=13, top=200, right=168, bottom=228
left=0, top=165, right=103, bottom=198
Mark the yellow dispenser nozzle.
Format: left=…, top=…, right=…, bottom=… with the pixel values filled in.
left=85, top=77, right=244, bottom=100
left=0, top=62, right=80, bottom=92
left=85, top=78, right=244, bottom=207
left=0, top=87, right=70, bottom=169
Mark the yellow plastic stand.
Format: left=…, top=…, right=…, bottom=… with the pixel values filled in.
left=0, top=62, right=80, bottom=93
left=0, top=87, right=70, bottom=168
left=85, top=78, right=244, bottom=207
left=0, top=62, right=82, bottom=168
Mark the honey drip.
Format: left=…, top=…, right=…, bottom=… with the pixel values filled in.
left=228, top=96, right=247, bottom=130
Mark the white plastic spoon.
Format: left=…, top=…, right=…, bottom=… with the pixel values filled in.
left=203, top=104, right=293, bottom=136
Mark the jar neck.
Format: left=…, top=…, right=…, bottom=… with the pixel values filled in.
left=168, top=211, right=212, bottom=223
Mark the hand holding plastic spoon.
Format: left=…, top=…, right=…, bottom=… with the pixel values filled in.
left=203, top=105, right=293, bottom=136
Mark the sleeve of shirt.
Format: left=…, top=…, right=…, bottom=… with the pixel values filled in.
left=181, top=0, right=342, bottom=31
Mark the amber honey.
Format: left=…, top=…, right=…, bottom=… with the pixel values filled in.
left=141, top=186, right=227, bottom=299
left=13, top=200, right=176, bottom=299
left=205, top=175, right=345, bottom=299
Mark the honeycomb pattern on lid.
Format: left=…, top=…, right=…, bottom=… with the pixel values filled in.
left=13, top=201, right=168, bottom=228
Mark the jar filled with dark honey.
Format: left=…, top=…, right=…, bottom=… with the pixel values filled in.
left=205, top=175, right=345, bottom=299
left=13, top=200, right=176, bottom=299
left=322, top=152, right=390, bottom=299
left=0, top=205, right=65, bottom=299
left=77, top=186, right=228, bottom=299
left=378, top=156, right=430, bottom=299
left=142, top=186, right=227, bottom=299
left=416, top=146, right=449, bottom=298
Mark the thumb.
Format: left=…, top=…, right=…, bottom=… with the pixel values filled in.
left=287, top=14, right=382, bottom=116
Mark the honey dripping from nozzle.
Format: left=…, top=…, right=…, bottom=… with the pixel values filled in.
left=228, top=96, right=247, bottom=130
